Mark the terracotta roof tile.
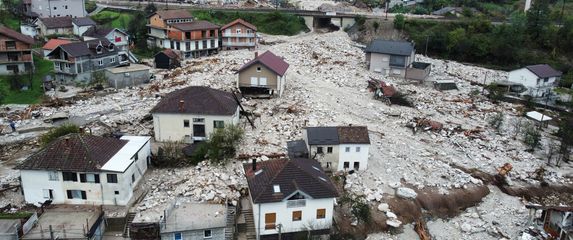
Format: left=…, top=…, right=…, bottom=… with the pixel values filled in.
left=42, top=39, right=72, bottom=50
left=221, top=18, right=257, bottom=31
left=0, top=26, right=34, bottom=45
left=155, top=10, right=193, bottom=20
left=306, top=126, right=370, bottom=145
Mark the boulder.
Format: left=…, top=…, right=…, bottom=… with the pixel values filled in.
left=377, top=203, right=390, bottom=212
left=396, top=187, right=417, bottom=199
left=386, top=219, right=402, bottom=227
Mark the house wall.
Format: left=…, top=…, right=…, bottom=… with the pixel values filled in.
left=149, top=27, right=167, bottom=39
left=238, top=63, right=279, bottom=90
left=308, top=145, right=340, bottom=171
left=107, top=31, right=129, bottom=50
left=19, top=140, right=150, bottom=206
left=509, top=68, right=560, bottom=97
left=0, top=35, right=32, bottom=51
left=73, top=24, right=92, bottom=36
left=160, top=227, right=225, bottom=240
left=106, top=69, right=150, bottom=89
left=31, top=0, right=86, bottom=17
left=20, top=24, right=38, bottom=38
left=252, top=197, right=334, bottom=237
left=221, top=23, right=257, bottom=50
left=338, top=144, right=369, bottom=171
left=149, top=14, right=168, bottom=29
left=152, top=108, right=240, bottom=142
left=0, top=62, right=31, bottom=74
left=368, top=52, right=390, bottom=73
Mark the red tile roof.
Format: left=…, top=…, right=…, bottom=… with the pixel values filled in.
left=0, top=26, right=34, bottom=45
left=16, top=134, right=128, bottom=172
left=237, top=51, right=289, bottom=76
left=243, top=158, right=338, bottom=204
left=42, top=39, right=72, bottom=50
left=221, top=18, right=257, bottom=31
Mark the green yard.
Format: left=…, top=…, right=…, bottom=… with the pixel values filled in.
left=0, top=58, right=53, bottom=104
left=91, top=10, right=135, bottom=29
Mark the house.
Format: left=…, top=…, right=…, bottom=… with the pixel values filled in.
left=71, top=17, right=96, bottom=36
left=82, top=27, right=130, bottom=51
left=21, top=206, right=105, bottom=240
left=365, top=39, right=415, bottom=77
left=105, top=64, right=152, bottom=89
left=154, top=49, right=181, bottom=69
left=525, top=205, right=572, bottom=240
left=30, top=0, right=86, bottom=18
left=243, top=158, right=338, bottom=239
left=526, top=111, right=552, bottom=128
left=159, top=202, right=233, bottom=240
left=147, top=10, right=220, bottom=58
left=236, top=51, right=290, bottom=97
left=36, top=16, right=73, bottom=37
left=42, top=38, right=71, bottom=58
left=0, top=26, right=35, bottom=74
left=16, top=134, right=151, bottom=206
left=151, top=86, right=240, bottom=143
left=46, top=38, right=129, bottom=84
left=303, top=126, right=370, bottom=171
left=220, top=18, right=257, bottom=50
left=508, top=64, right=562, bottom=97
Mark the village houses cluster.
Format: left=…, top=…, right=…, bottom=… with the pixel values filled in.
left=0, top=0, right=571, bottom=239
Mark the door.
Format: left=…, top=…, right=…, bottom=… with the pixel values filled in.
left=193, top=124, right=206, bottom=137
left=259, top=77, right=267, bottom=86
left=250, top=77, right=258, bottom=86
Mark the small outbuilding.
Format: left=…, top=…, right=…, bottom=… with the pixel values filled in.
left=154, top=49, right=181, bottom=69
left=405, top=62, right=431, bottom=82
left=433, top=80, right=458, bottom=91
left=105, top=64, right=151, bottom=89
left=526, top=111, right=552, bottom=128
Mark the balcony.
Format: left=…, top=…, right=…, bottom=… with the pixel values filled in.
left=222, top=33, right=255, bottom=38
left=0, top=54, right=33, bottom=63
left=286, top=199, right=306, bottom=208
left=222, top=42, right=256, bottom=47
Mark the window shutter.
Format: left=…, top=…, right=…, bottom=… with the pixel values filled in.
left=81, top=191, right=87, bottom=200
left=79, top=174, right=86, bottom=183
left=66, top=190, right=72, bottom=199
left=94, top=174, right=100, bottom=183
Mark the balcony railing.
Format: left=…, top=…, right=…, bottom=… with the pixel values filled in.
left=286, top=199, right=306, bottom=208
left=222, top=33, right=256, bottom=38
left=222, top=42, right=256, bottom=47
left=0, top=54, right=33, bottom=63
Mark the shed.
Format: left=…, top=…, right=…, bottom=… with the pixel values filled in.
left=526, top=111, right=552, bottom=128
left=406, top=62, right=431, bottom=82
left=105, top=64, right=151, bottom=89
left=433, top=80, right=458, bottom=91
left=154, top=49, right=181, bottom=69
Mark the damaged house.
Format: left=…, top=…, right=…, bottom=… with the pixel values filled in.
left=365, top=39, right=415, bottom=78
left=303, top=126, right=371, bottom=171
left=0, top=26, right=35, bottom=74
left=151, top=86, right=240, bottom=143
left=508, top=64, right=562, bottom=98
left=236, top=51, right=290, bottom=97
left=16, top=134, right=151, bottom=206
left=243, top=158, right=338, bottom=240
left=526, top=205, right=572, bottom=240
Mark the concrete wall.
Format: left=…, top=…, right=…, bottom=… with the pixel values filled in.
left=253, top=197, right=334, bottom=236
left=0, top=62, right=30, bottom=75
left=161, top=227, right=225, bottom=240
left=238, top=63, right=279, bottom=90
left=106, top=69, right=150, bottom=89
left=73, top=24, right=92, bottom=36
left=338, top=144, right=369, bottom=171
left=31, top=0, right=86, bottom=17
left=308, top=145, right=340, bottom=171
left=152, top=109, right=240, bottom=142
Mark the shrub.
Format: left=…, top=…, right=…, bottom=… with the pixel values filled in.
left=523, top=123, right=542, bottom=151
left=394, top=14, right=406, bottom=30
left=85, top=1, right=97, bottom=13
left=488, top=112, right=504, bottom=132
left=350, top=197, right=371, bottom=224
left=40, top=124, right=81, bottom=146
left=192, top=125, right=244, bottom=164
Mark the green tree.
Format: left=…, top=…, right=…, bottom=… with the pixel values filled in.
left=560, top=71, right=573, bottom=88
left=127, top=11, right=149, bottom=50
left=489, top=112, right=504, bottom=132
left=394, top=14, right=405, bottom=30
left=0, top=84, right=7, bottom=104
left=350, top=197, right=371, bottom=224
left=40, top=124, right=81, bottom=146
left=523, top=123, right=542, bottom=151
left=526, top=0, right=551, bottom=41
left=201, top=125, right=244, bottom=164
left=144, top=3, right=157, bottom=15
left=372, top=21, right=380, bottom=33
left=557, top=114, right=573, bottom=164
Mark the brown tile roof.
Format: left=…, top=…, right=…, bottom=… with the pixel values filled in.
left=237, top=51, right=289, bottom=76
left=38, top=16, right=73, bottom=29
left=171, top=21, right=219, bottom=31
left=243, top=158, right=338, bottom=204
left=15, top=134, right=128, bottom=172
left=337, top=126, right=370, bottom=144
left=221, top=18, right=257, bottom=31
left=306, top=126, right=370, bottom=145
left=156, top=49, right=181, bottom=60
left=151, top=86, right=238, bottom=115
left=525, top=64, right=562, bottom=78
left=155, top=10, right=193, bottom=20
left=42, top=39, right=72, bottom=50
left=0, top=26, right=34, bottom=45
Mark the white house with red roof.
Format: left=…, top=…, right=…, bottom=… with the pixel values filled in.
left=236, top=50, right=290, bottom=97
left=508, top=64, right=562, bottom=97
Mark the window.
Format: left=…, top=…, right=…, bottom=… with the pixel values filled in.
left=48, top=171, right=59, bottom=181
left=66, top=190, right=87, bottom=200
left=210, top=39, right=215, bottom=48
left=184, top=120, right=190, bottom=128
left=202, top=40, right=207, bottom=48
left=256, top=67, right=261, bottom=72
left=317, top=147, right=323, bottom=154
left=345, top=147, right=350, bottom=152
left=193, top=118, right=205, bottom=123
left=236, top=29, right=241, bottom=34
left=317, top=209, right=326, bottom=219
left=195, top=41, right=199, bottom=50
left=247, top=29, right=252, bottom=34
left=265, top=213, right=276, bottom=230
left=292, top=211, right=302, bottom=221
left=79, top=173, right=100, bottom=183
left=5, top=41, right=15, bottom=49
left=114, top=191, right=120, bottom=195
left=343, top=162, right=350, bottom=169
left=62, top=172, right=77, bottom=182
left=354, top=162, right=360, bottom=170
left=6, top=65, right=18, bottom=73
left=98, top=59, right=103, bottom=66
left=209, top=30, right=215, bottom=37
left=174, top=232, right=182, bottom=240
left=96, top=46, right=102, bottom=54
left=327, top=147, right=333, bottom=153
left=185, top=42, right=190, bottom=50
left=544, top=77, right=549, bottom=82
left=131, top=174, right=135, bottom=183
left=326, top=162, right=331, bottom=168
left=176, top=42, right=180, bottom=50
left=64, top=5, right=68, bottom=9
left=134, top=151, right=139, bottom=161
left=356, top=147, right=361, bottom=152
left=53, top=6, right=57, bottom=10
left=273, top=184, right=281, bottom=193
left=107, top=174, right=118, bottom=183
left=43, top=189, right=53, bottom=199
left=111, top=57, right=115, bottom=63
left=204, top=229, right=212, bottom=238
left=213, top=120, right=224, bottom=129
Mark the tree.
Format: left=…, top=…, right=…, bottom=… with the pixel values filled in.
left=488, top=112, right=504, bottom=133
left=556, top=114, right=573, bottom=164
left=127, top=11, right=149, bottom=50
left=522, top=123, right=542, bottom=151
left=560, top=71, right=573, bottom=88
left=350, top=197, right=371, bottom=224
left=144, top=3, right=157, bottom=15
left=0, top=84, right=7, bottom=104
left=526, top=0, right=551, bottom=41
left=40, top=124, right=81, bottom=146
left=372, top=21, right=380, bottom=33
left=196, top=125, right=244, bottom=164
left=394, top=14, right=405, bottom=30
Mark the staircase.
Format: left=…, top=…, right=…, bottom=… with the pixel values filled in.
left=122, top=212, right=137, bottom=238
left=127, top=51, right=139, bottom=63
left=243, top=208, right=256, bottom=240
left=225, top=205, right=237, bottom=240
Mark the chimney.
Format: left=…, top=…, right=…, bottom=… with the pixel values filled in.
left=252, top=159, right=257, bottom=171
left=178, top=100, right=185, bottom=112
left=254, top=51, right=258, bottom=59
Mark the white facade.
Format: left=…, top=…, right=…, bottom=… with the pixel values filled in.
left=19, top=136, right=151, bottom=206
left=20, top=24, right=38, bottom=38
left=508, top=68, right=560, bottom=97
left=84, top=29, right=130, bottom=51
left=338, top=144, right=369, bottom=171
left=31, top=0, right=86, bottom=17
left=152, top=108, right=240, bottom=142
left=252, top=193, right=334, bottom=238
left=72, top=23, right=92, bottom=37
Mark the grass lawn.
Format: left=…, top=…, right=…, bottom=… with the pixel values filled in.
left=92, top=10, right=134, bottom=29
left=0, top=211, right=33, bottom=219
left=192, top=10, right=309, bottom=35
left=0, top=58, right=53, bottom=104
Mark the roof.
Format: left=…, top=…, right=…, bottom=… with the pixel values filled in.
left=162, top=203, right=227, bottom=233
left=106, top=64, right=151, bottom=74
left=71, top=17, right=96, bottom=26
left=237, top=51, right=290, bottom=76
left=15, top=134, right=128, bottom=172
left=243, top=158, right=338, bottom=204
left=287, top=140, right=309, bottom=159
left=365, top=39, right=414, bottom=56
left=151, top=86, right=239, bottom=115
left=171, top=21, right=219, bottom=31
left=306, top=126, right=370, bottom=145
left=156, top=49, right=181, bottom=59
left=221, top=18, right=257, bottom=31
left=432, top=6, right=459, bottom=15
left=0, top=26, right=34, bottom=45
left=154, top=10, right=193, bottom=20
left=526, top=111, right=552, bottom=122
left=82, top=26, right=114, bottom=38
left=38, top=16, right=73, bottom=29
left=42, top=39, right=71, bottom=50
left=100, top=136, right=151, bottom=172
left=525, top=64, right=562, bottom=78
left=50, top=38, right=115, bottom=57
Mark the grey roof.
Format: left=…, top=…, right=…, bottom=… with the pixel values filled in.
left=365, top=39, right=414, bottom=56
left=38, top=16, right=73, bottom=29
left=306, top=127, right=339, bottom=145
left=162, top=203, right=226, bottom=233
left=151, top=86, right=238, bottom=115
left=49, top=38, right=115, bottom=58
left=72, top=17, right=96, bottom=26
left=525, top=64, right=562, bottom=78
left=287, top=140, right=309, bottom=159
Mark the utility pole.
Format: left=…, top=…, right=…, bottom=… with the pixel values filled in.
left=424, top=35, right=429, bottom=56
left=385, top=2, right=388, bottom=20
left=277, top=224, right=282, bottom=240
left=49, top=225, right=54, bottom=240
